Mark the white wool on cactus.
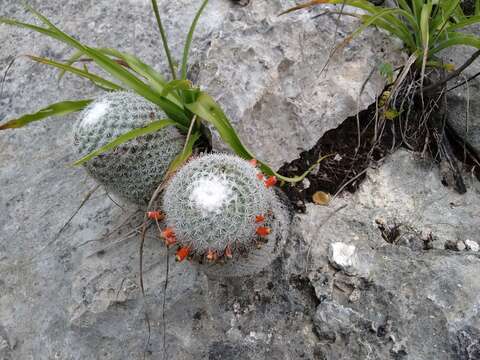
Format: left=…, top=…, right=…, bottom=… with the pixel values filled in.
left=81, top=100, right=110, bottom=127
left=189, top=176, right=234, bottom=216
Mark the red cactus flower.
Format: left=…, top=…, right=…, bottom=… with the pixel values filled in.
left=264, top=176, right=277, bottom=188
left=224, top=245, right=233, bottom=259
left=161, top=227, right=175, bottom=239
left=255, top=215, right=265, bottom=223
left=176, top=247, right=190, bottom=262
left=256, top=226, right=271, bottom=237
left=147, top=211, right=164, bottom=220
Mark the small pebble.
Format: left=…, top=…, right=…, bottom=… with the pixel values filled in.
left=421, top=229, right=432, bottom=241
left=456, top=241, right=466, bottom=251
left=465, top=240, right=479, bottom=252
left=302, top=178, right=311, bottom=189
left=328, top=242, right=357, bottom=275
left=349, top=288, right=361, bottom=302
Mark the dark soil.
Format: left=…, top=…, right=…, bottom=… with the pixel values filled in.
left=278, top=88, right=480, bottom=213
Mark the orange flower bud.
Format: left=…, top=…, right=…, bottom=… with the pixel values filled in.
left=256, top=226, right=271, bottom=237
left=256, top=173, right=264, bottom=180
left=206, top=249, right=217, bottom=261
left=164, top=236, right=177, bottom=247
left=147, top=211, right=164, bottom=220
left=249, top=159, right=258, bottom=167
left=224, top=245, right=233, bottom=259
left=255, top=215, right=265, bottom=223
left=264, top=176, right=277, bottom=188
left=176, top=247, right=190, bottom=262
left=161, top=228, right=175, bottom=239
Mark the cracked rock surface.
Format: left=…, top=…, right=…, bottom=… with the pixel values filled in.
left=0, top=0, right=479, bottom=359
left=444, top=24, right=480, bottom=155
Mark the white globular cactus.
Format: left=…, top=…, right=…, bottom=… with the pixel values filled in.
left=73, top=91, right=185, bottom=205
left=162, top=154, right=290, bottom=277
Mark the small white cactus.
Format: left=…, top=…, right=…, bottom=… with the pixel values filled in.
left=73, top=91, right=185, bottom=205
left=162, top=154, right=290, bottom=277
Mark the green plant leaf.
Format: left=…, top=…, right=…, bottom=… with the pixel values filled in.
left=341, top=7, right=412, bottom=50
left=420, top=2, right=433, bottom=49
left=161, top=80, right=192, bottom=97
left=6, top=8, right=190, bottom=126
left=281, top=153, right=334, bottom=183
left=379, top=62, right=394, bottom=83
left=185, top=91, right=254, bottom=159
left=411, top=0, right=424, bottom=23
left=27, top=55, right=122, bottom=90
left=280, top=0, right=418, bottom=50
left=448, top=15, right=480, bottom=30
left=167, top=131, right=201, bottom=174
left=58, top=49, right=83, bottom=81
left=151, top=0, right=177, bottom=79
left=181, top=0, right=209, bottom=80
left=0, top=17, right=63, bottom=41
left=97, top=48, right=184, bottom=108
left=0, top=99, right=92, bottom=130
left=73, top=119, right=181, bottom=166
left=279, top=0, right=329, bottom=15
left=385, top=108, right=400, bottom=120
left=431, top=32, right=480, bottom=53
left=185, top=91, right=322, bottom=183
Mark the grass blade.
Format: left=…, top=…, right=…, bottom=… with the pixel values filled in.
left=279, top=0, right=329, bottom=15
left=185, top=91, right=310, bottom=182
left=27, top=55, right=122, bottom=90
left=448, top=15, right=480, bottom=30
left=151, top=0, right=177, bottom=79
left=341, top=8, right=413, bottom=50
left=10, top=8, right=190, bottom=126
left=0, top=17, right=62, bottom=41
left=97, top=48, right=184, bottom=108
left=280, top=0, right=418, bottom=47
left=0, top=99, right=92, bottom=130
left=167, top=131, right=201, bottom=173
left=419, top=2, right=432, bottom=72
left=160, top=80, right=192, bottom=97
left=181, top=0, right=209, bottom=80
left=431, top=32, right=480, bottom=53
left=58, top=50, right=83, bottom=81
left=73, top=119, right=181, bottom=165
left=185, top=91, right=254, bottom=159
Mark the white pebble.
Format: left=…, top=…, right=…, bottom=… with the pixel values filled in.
left=328, top=242, right=358, bottom=275
left=465, top=240, right=479, bottom=252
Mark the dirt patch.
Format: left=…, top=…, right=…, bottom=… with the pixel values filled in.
left=278, top=92, right=480, bottom=212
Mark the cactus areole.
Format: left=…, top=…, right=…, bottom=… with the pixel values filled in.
left=73, top=91, right=185, bottom=205
left=163, top=154, right=290, bottom=276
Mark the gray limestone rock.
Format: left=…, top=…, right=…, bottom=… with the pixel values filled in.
left=292, top=150, right=480, bottom=360
left=0, top=1, right=478, bottom=359
left=444, top=24, right=480, bottom=155
left=193, top=1, right=405, bottom=167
